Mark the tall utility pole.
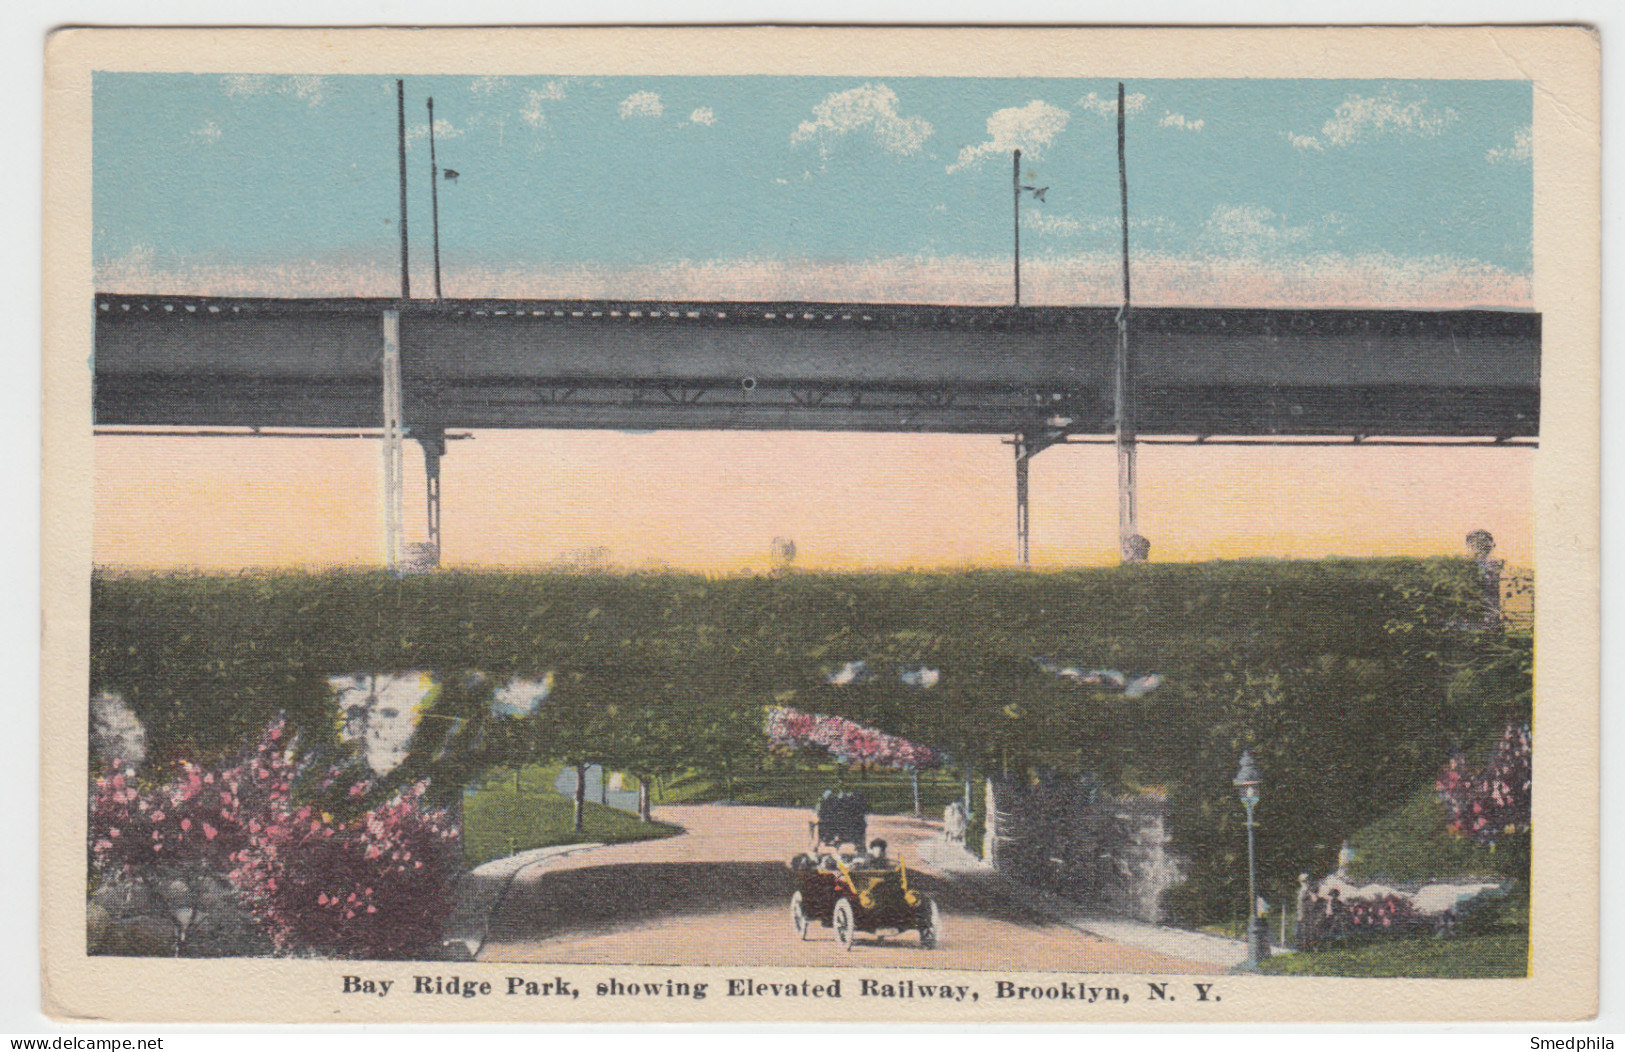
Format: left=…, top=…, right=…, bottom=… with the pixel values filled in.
left=396, top=80, right=410, bottom=299
left=428, top=97, right=444, bottom=300
left=1114, top=81, right=1142, bottom=563
left=384, top=83, right=410, bottom=572
left=1012, top=148, right=1023, bottom=306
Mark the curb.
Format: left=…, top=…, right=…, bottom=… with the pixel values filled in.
left=440, top=842, right=604, bottom=960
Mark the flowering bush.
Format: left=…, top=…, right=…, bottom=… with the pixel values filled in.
left=228, top=780, right=459, bottom=958
left=765, top=706, right=940, bottom=771
left=87, top=725, right=294, bottom=878
left=1436, top=724, right=1531, bottom=846
left=88, top=719, right=460, bottom=959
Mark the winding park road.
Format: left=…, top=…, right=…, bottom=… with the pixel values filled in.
left=476, top=804, right=1221, bottom=973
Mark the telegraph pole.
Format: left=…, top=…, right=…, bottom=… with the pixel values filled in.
left=428, top=96, right=443, bottom=300
left=1114, top=81, right=1142, bottom=563
left=1012, top=149, right=1022, bottom=306
left=396, top=80, right=410, bottom=299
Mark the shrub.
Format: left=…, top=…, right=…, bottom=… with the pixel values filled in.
left=228, top=780, right=459, bottom=958
left=1436, top=724, right=1531, bottom=847
left=90, top=720, right=461, bottom=959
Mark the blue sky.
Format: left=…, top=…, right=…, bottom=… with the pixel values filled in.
left=93, top=73, right=1532, bottom=306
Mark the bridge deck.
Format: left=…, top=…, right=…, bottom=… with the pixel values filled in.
left=93, top=295, right=1540, bottom=438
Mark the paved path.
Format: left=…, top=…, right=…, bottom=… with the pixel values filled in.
left=912, top=837, right=1251, bottom=969
left=476, top=804, right=1222, bottom=973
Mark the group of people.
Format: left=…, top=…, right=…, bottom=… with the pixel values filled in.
left=1296, top=886, right=1433, bottom=949
left=787, top=837, right=891, bottom=873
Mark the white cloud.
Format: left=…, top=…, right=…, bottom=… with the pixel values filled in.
left=469, top=76, right=506, bottom=96
left=1025, top=212, right=1082, bottom=236
left=619, top=91, right=664, bottom=119
left=1197, top=204, right=1320, bottom=258
left=688, top=106, right=717, bottom=126
left=1023, top=210, right=1179, bottom=240
left=1486, top=125, right=1532, bottom=164
left=406, top=118, right=464, bottom=144
left=96, top=250, right=1532, bottom=311
left=1285, top=131, right=1324, bottom=152
left=1310, top=89, right=1458, bottom=148
left=220, top=74, right=326, bottom=107
left=1077, top=91, right=1147, bottom=118
left=790, top=83, right=933, bottom=157
left=520, top=89, right=554, bottom=129
left=948, top=100, right=1069, bottom=173
left=1158, top=111, right=1204, bottom=133
left=192, top=120, right=222, bottom=143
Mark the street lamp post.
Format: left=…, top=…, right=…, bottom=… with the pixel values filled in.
left=1233, top=750, right=1270, bottom=967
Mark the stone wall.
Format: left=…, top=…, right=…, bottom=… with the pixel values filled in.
left=88, top=872, right=271, bottom=958
left=984, top=777, right=1184, bottom=923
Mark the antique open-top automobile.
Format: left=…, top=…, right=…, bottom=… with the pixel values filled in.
left=788, top=849, right=941, bottom=951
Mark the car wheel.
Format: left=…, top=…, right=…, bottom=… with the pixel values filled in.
left=791, top=891, right=809, bottom=940
left=918, top=898, right=941, bottom=949
left=833, top=898, right=856, bottom=952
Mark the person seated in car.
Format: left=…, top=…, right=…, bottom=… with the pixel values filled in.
left=853, top=838, right=889, bottom=868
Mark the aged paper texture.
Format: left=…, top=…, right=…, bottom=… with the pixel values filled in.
left=42, top=25, right=1599, bottom=1023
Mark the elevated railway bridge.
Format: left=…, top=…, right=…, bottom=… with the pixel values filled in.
left=92, top=294, right=1540, bottom=567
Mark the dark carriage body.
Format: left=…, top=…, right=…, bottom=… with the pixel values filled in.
left=812, top=792, right=869, bottom=851
left=787, top=853, right=940, bottom=950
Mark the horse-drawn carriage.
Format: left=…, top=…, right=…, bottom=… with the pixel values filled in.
left=810, top=790, right=869, bottom=852
left=787, top=850, right=941, bottom=950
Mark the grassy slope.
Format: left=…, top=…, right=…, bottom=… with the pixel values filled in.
left=1344, top=784, right=1502, bottom=884
left=1259, top=933, right=1527, bottom=978
left=1261, top=772, right=1527, bottom=978
left=658, top=764, right=964, bottom=814
left=461, top=764, right=679, bottom=868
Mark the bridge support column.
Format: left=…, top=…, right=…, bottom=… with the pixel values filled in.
left=419, top=428, right=446, bottom=567
left=1114, top=308, right=1145, bottom=563
left=380, top=310, right=404, bottom=572
left=1014, top=433, right=1032, bottom=567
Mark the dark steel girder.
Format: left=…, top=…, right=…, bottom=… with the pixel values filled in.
left=92, top=294, right=1540, bottom=439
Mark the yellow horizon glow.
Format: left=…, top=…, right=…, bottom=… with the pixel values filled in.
left=92, top=431, right=1533, bottom=574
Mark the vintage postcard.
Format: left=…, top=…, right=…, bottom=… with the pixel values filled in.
left=41, top=26, right=1599, bottom=1023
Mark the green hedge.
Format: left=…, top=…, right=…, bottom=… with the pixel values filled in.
left=90, top=558, right=1522, bottom=919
